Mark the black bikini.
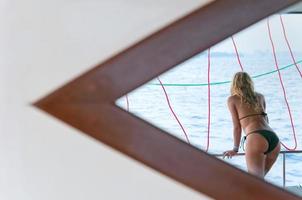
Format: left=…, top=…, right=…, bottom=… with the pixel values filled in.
left=239, top=112, right=279, bottom=154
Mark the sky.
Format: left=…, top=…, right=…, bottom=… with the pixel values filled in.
left=211, top=14, right=302, bottom=54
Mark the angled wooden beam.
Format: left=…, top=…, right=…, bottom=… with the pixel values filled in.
left=35, top=0, right=302, bottom=199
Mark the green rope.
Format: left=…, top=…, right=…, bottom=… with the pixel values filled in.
left=150, top=60, right=302, bottom=87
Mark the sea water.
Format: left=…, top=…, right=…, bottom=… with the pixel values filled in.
left=116, top=52, right=302, bottom=187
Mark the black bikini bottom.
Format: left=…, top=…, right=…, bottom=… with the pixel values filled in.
left=244, top=129, right=279, bottom=154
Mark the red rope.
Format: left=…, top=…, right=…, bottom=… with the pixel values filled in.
left=267, top=18, right=297, bottom=150
left=231, top=36, right=244, bottom=71
left=206, top=48, right=211, bottom=152
left=125, top=94, right=129, bottom=112
left=279, top=14, right=302, bottom=78
left=157, top=77, right=190, bottom=144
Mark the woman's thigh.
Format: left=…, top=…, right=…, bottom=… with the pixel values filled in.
left=265, top=142, right=281, bottom=174
left=245, top=133, right=268, bottom=177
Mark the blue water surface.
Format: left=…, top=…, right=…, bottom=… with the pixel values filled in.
left=116, top=52, right=302, bottom=187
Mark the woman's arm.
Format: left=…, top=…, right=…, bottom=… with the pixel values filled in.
left=223, top=96, right=242, bottom=158
left=261, top=94, right=269, bottom=124
left=228, top=97, right=242, bottom=148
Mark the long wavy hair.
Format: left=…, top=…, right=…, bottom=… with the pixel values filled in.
left=230, top=72, right=261, bottom=111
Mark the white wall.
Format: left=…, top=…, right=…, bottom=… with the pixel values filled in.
left=0, top=0, right=213, bottom=199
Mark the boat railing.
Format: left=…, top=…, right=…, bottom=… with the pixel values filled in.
left=212, top=150, right=302, bottom=188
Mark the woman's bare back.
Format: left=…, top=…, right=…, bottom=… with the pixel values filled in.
left=229, top=93, right=272, bottom=134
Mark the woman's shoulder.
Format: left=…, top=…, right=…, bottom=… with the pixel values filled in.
left=227, top=95, right=240, bottom=103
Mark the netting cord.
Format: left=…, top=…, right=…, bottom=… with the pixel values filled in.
left=206, top=48, right=211, bottom=152
left=267, top=18, right=297, bottom=150
left=149, top=60, right=302, bottom=87
left=157, top=77, right=190, bottom=144
left=279, top=14, right=302, bottom=78
left=231, top=36, right=244, bottom=71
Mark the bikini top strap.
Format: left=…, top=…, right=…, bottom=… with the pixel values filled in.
left=239, top=111, right=267, bottom=121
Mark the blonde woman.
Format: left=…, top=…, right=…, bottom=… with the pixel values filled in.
left=223, top=72, right=280, bottom=178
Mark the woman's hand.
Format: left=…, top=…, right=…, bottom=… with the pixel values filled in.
left=223, top=150, right=237, bottom=159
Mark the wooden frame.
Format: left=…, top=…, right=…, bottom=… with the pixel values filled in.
left=34, top=0, right=302, bottom=199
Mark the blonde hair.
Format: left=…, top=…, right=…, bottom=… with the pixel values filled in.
left=231, top=72, right=261, bottom=111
